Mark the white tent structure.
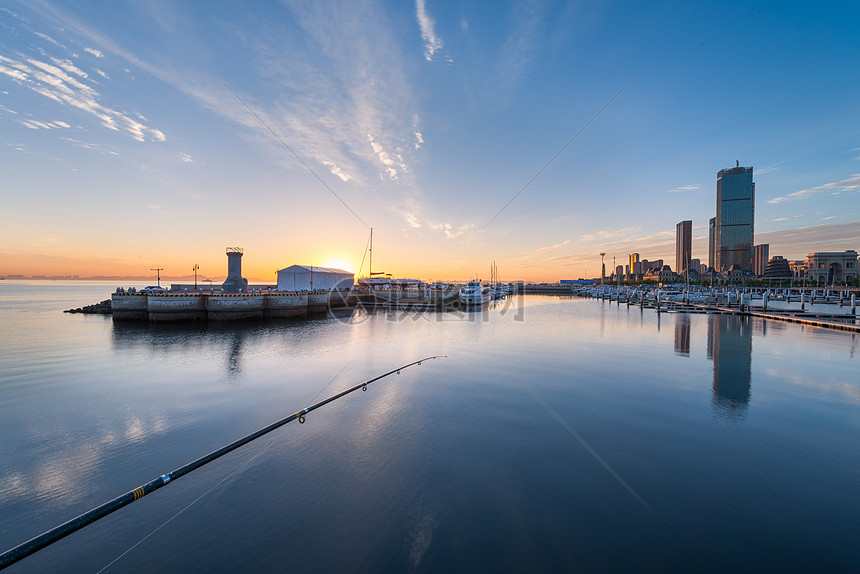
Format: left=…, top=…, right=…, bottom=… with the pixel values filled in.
left=277, top=265, right=354, bottom=292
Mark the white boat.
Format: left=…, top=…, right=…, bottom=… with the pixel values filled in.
left=459, top=280, right=490, bottom=306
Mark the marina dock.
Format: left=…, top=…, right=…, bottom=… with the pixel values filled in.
left=573, top=285, right=860, bottom=333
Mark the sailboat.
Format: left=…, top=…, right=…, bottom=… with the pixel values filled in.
left=489, top=261, right=506, bottom=299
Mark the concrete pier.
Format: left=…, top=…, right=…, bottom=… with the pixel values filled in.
left=206, top=294, right=265, bottom=321
left=308, top=292, right=329, bottom=314
left=112, top=290, right=352, bottom=322
left=147, top=295, right=207, bottom=323
left=111, top=294, right=148, bottom=320
left=263, top=293, right=309, bottom=318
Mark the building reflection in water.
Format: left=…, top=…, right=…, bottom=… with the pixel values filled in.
left=673, top=313, right=690, bottom=356
left=707, top=313, right=752, bottom=420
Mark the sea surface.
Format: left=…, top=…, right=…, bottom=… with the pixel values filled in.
left=1, top=281, right=858, bottom=573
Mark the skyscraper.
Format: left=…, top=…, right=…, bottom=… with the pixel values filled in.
left=715, top=165, right=755, bottom=271
left=754, top=244, right=770, bottom=276
left=708, top=217, right=716, bottom=270
left=676, top=220, right=692, bottom=273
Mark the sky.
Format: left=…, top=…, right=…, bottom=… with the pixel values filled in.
left=1, top=0, right=859, bottom=283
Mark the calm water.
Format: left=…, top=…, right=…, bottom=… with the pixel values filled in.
left=1, top=281, right=858, bottom=573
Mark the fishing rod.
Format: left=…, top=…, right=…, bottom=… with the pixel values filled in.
left=0, top=356, right=446, bottom=570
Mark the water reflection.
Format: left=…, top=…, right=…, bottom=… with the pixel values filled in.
left=226, top=332, right=245, bottom=376
left=707, top=314, right=752, bottom=420
left=673, top=313, right=690, bottom=356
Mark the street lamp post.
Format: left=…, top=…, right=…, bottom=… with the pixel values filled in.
left=150, top=268, right=163, bottom=288
left=193, top=264, right=199, bottom=289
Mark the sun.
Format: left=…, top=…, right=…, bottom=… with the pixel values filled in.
left=320, top=258, right=355, bottom=273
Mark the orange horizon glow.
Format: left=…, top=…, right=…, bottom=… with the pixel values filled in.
left=0, top=251, right=585, bottom=283
left=3, top=221, right=851, bottom=284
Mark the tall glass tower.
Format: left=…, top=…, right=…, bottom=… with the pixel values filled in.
left=715, top=165, right=754, bottom=271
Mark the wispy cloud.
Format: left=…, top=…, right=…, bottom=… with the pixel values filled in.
left=755, top=220, right=860, bottom=257
left=430, top=221, right=474, bottom=239
left=580, top=227, right=641, bottom=242
left=84, top=47, right=103, bottom=58
left=18, top=118, right=69, bottom=130
left=34, top=31, right=64, bottom=49
left=322, top=160, right=352, bottom=182
left=757, top=161, right=784, bottom=174
left=0, top=43, right=165, bottom=143
left=487, top=2, right=549, bottom=111
left=535, top=239, right=570, bottom=255
left=769, top=214, right=804, bottom=223
left=404, top=211, right=422, bottom=228
left=368, top=133, right=408, bottom=181
left=668, top=184, right=700, bottom=193
left=63, top=137, right=119, bottom=156
left=769, top=174, right=860, bottom=203
left=415, top=0, right=445, bottom=62
left=21, top=1, right=429, bottom=226
left=179, top=152, right=193, bottom=163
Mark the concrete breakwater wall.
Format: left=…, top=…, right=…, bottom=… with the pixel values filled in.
left=112, top=290, right=353, bottom=323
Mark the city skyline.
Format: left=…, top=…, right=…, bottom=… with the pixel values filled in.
left=2, top=1, right=860, bottom=282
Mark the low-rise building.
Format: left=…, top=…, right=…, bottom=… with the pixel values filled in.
left=805, top=251, right=858, bottom=284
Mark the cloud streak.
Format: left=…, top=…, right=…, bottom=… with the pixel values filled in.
left=17, top=0, right=435, bottom=228
left=668, top=184, right=700, bottom=193
left=0, top=40, right=165, bottom=142
left=415, top=0, right=445, bottom=62
left=429, top=221, right=474, bottom=239
left=756, top=220, right=860, bottom=257
left=769, top=174, right=860, bottom=203
left=756, top=161, right=784, bottom=174
left=580, top=227, right=641, bottom=242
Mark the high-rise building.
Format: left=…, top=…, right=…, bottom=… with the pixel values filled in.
left=715, top=165, right=755, bottom=271
left=676, top=220, right=692, bottom=273
left=754, top=244, right=770, bottom=276
left=708, top=217, right=716, bottom=270
left=629, top=253, right=640, bottom=269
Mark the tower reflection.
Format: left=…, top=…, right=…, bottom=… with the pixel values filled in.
left=707, top=314, right=752, bottom=420
left=673, top=313, right=690, bottom=356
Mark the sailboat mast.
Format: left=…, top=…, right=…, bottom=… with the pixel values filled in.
left=369, top=228, right=373, bottom=278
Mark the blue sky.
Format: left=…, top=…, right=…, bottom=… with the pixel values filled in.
left=1, top=0, right=859, bottom=281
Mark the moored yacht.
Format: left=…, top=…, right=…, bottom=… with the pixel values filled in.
left=458, top=280, right=490, bottom=306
